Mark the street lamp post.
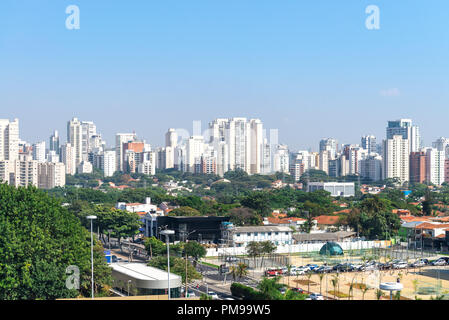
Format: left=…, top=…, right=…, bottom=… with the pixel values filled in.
left=128, top=280, right=132, bottom=296
left=183, top=230, right=197, bottom=298
left=86, top=215, right=97, bottom=300
left=160, top=229, right=175, bottom=300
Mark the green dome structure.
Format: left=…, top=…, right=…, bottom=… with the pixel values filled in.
left=319, top=242, right=344, bottom=256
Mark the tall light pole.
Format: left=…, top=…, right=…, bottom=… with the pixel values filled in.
left=86, top=215, right=97, bottom=300
left=183, top=230, right=196, bottom=298
left=160, top=229, right=175, bottom=300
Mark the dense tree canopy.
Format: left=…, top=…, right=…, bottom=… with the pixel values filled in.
left=0, top=184, right=112, bottom=299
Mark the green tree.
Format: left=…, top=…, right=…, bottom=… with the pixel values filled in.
left=184, top=241, right=206, bottom=267
left=0, top=184, right=112, bottom=299
left=144, top=236, right=166, bottom=258
left=246, top=242, right=262, bottom=268
left=147, top=256, right=202, bottom=284
left=227, top=207, right=262, bottom=226
left=168, top=206, right=202, bottom=217
left=257, top=277, right=283, bottom=300
left=240, top=192, right=272, bottom=217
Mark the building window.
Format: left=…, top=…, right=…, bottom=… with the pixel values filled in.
left=254, top=232, right=258, bottom=236
left=247, top=233, right=250, bottom=236
left=236, top=233, right=240, bottom=237
left=268, top=232, right=271, bottom=236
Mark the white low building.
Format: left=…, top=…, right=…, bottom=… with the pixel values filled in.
left=116, top=197, right=158, bottom=213
left=110, top=263, right=182, bottom=297
left=307, top=182, right=355, bottom=197
left=232, top=226, right=293, bottom=247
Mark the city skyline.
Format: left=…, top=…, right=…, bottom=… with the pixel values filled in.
left=1, top=1, right=448, bottom=150
left=2, top=115, right=443, bottom=153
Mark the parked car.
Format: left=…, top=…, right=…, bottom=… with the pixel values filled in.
left=376, top=263, right=390, bottom=271
left=410, top=259, right=428, bottom=268
left=186, top=290, right=196, bottom=298
left=225, top=256, right=238, bottom=262
left=290, top=269, right=306, bottom=276
left=333, top=263, right=353, bottom=272
left=360, top=263, right=377, bottom=271
left=208, top=291, right=219, bottom=300
left=315, top=265, right=333, bottom=273
left=291, top=287, right=305, bottom=294
left=351, top=264, right=363, bottom=271
left=309, top=293, right=324, bottom=300
left=265, top=268, right=279, bottom=277
left=431, top=258, right=447, bottom=266
left=111, top=255, right=121, bottom=263
left=305, top=264, right=319, bottom=271
left=392, top=262, right=408, bottom=269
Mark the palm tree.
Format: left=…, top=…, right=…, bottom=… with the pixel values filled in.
left=260, top=241, right=276, bottom=268
left=318, top=273, right=325, bottom=295
left=362, top=286, right=369, bottom=300
left=286, top=264, right=293, bottom=288
left=348, top=279, right=355, bottom=300
left=334, top=272, right=340, bottom=294
left=331, top=278, right=338, bottom=299
left=236, top=263, right=249, bottom=281
left=246, top=241, right=261, bottom=269
left=229, top=265, right=238, bottom=282
left=306, top=271, right=313, bottom=294
left=412, top=279, right=419, bottom=294
left=375, top=289, right=383, bottom=300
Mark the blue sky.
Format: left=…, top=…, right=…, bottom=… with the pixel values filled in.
left=0, top=1, right=448, bottom=151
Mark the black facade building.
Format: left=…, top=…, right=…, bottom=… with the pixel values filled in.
left=154, top=216, right=230, bottom=244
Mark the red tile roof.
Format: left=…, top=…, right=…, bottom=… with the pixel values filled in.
left=313, top=215, right=341, bottom=225
left=400, top=216, right=430, bottom=222
left=414, top=223, right=449, bottom=230
left=267, top=217, right=306, bottom=224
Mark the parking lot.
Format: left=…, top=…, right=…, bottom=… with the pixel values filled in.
left=274, top=255, right=449, bottom=300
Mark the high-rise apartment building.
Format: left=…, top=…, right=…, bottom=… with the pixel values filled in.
left=382, top=135, right=410, bottom=183
left=386, top=119, right=420, bottom=152
left=32, top=141, right=46, bottom=163
left=360, top=154, right=382, bottom=181
left=361, top=135, right=377, bottom=154
left=319, top=138, right=338, bottom=160
left=272, top=144, right=289, bottom=174
left=67, top=117, right=83, bottom=166
left=209, top=117, right=264, bottom=174
left=424, top=148, right=445, bottom=185
left=186, top=136, right=205, bottom=173
left=432, top=137, right=449, bottom=159
left=0, top=118, right=19, bottom=163
left=409, top=151, right=427, bottom=183
left=102, top=150, right=116, bottom=177
left=11, top=160, right=38, bottom=187
left=123, top=141, right=145, bottom=173
left=115, top=133, right=137, bottom=172
left=319, top=150, right=329, bottom=174
left=38, top=162, right=66, bottom=189
left=49, top=130, right=60, bottom=155
left=60, top=143, right=76, bottom=175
